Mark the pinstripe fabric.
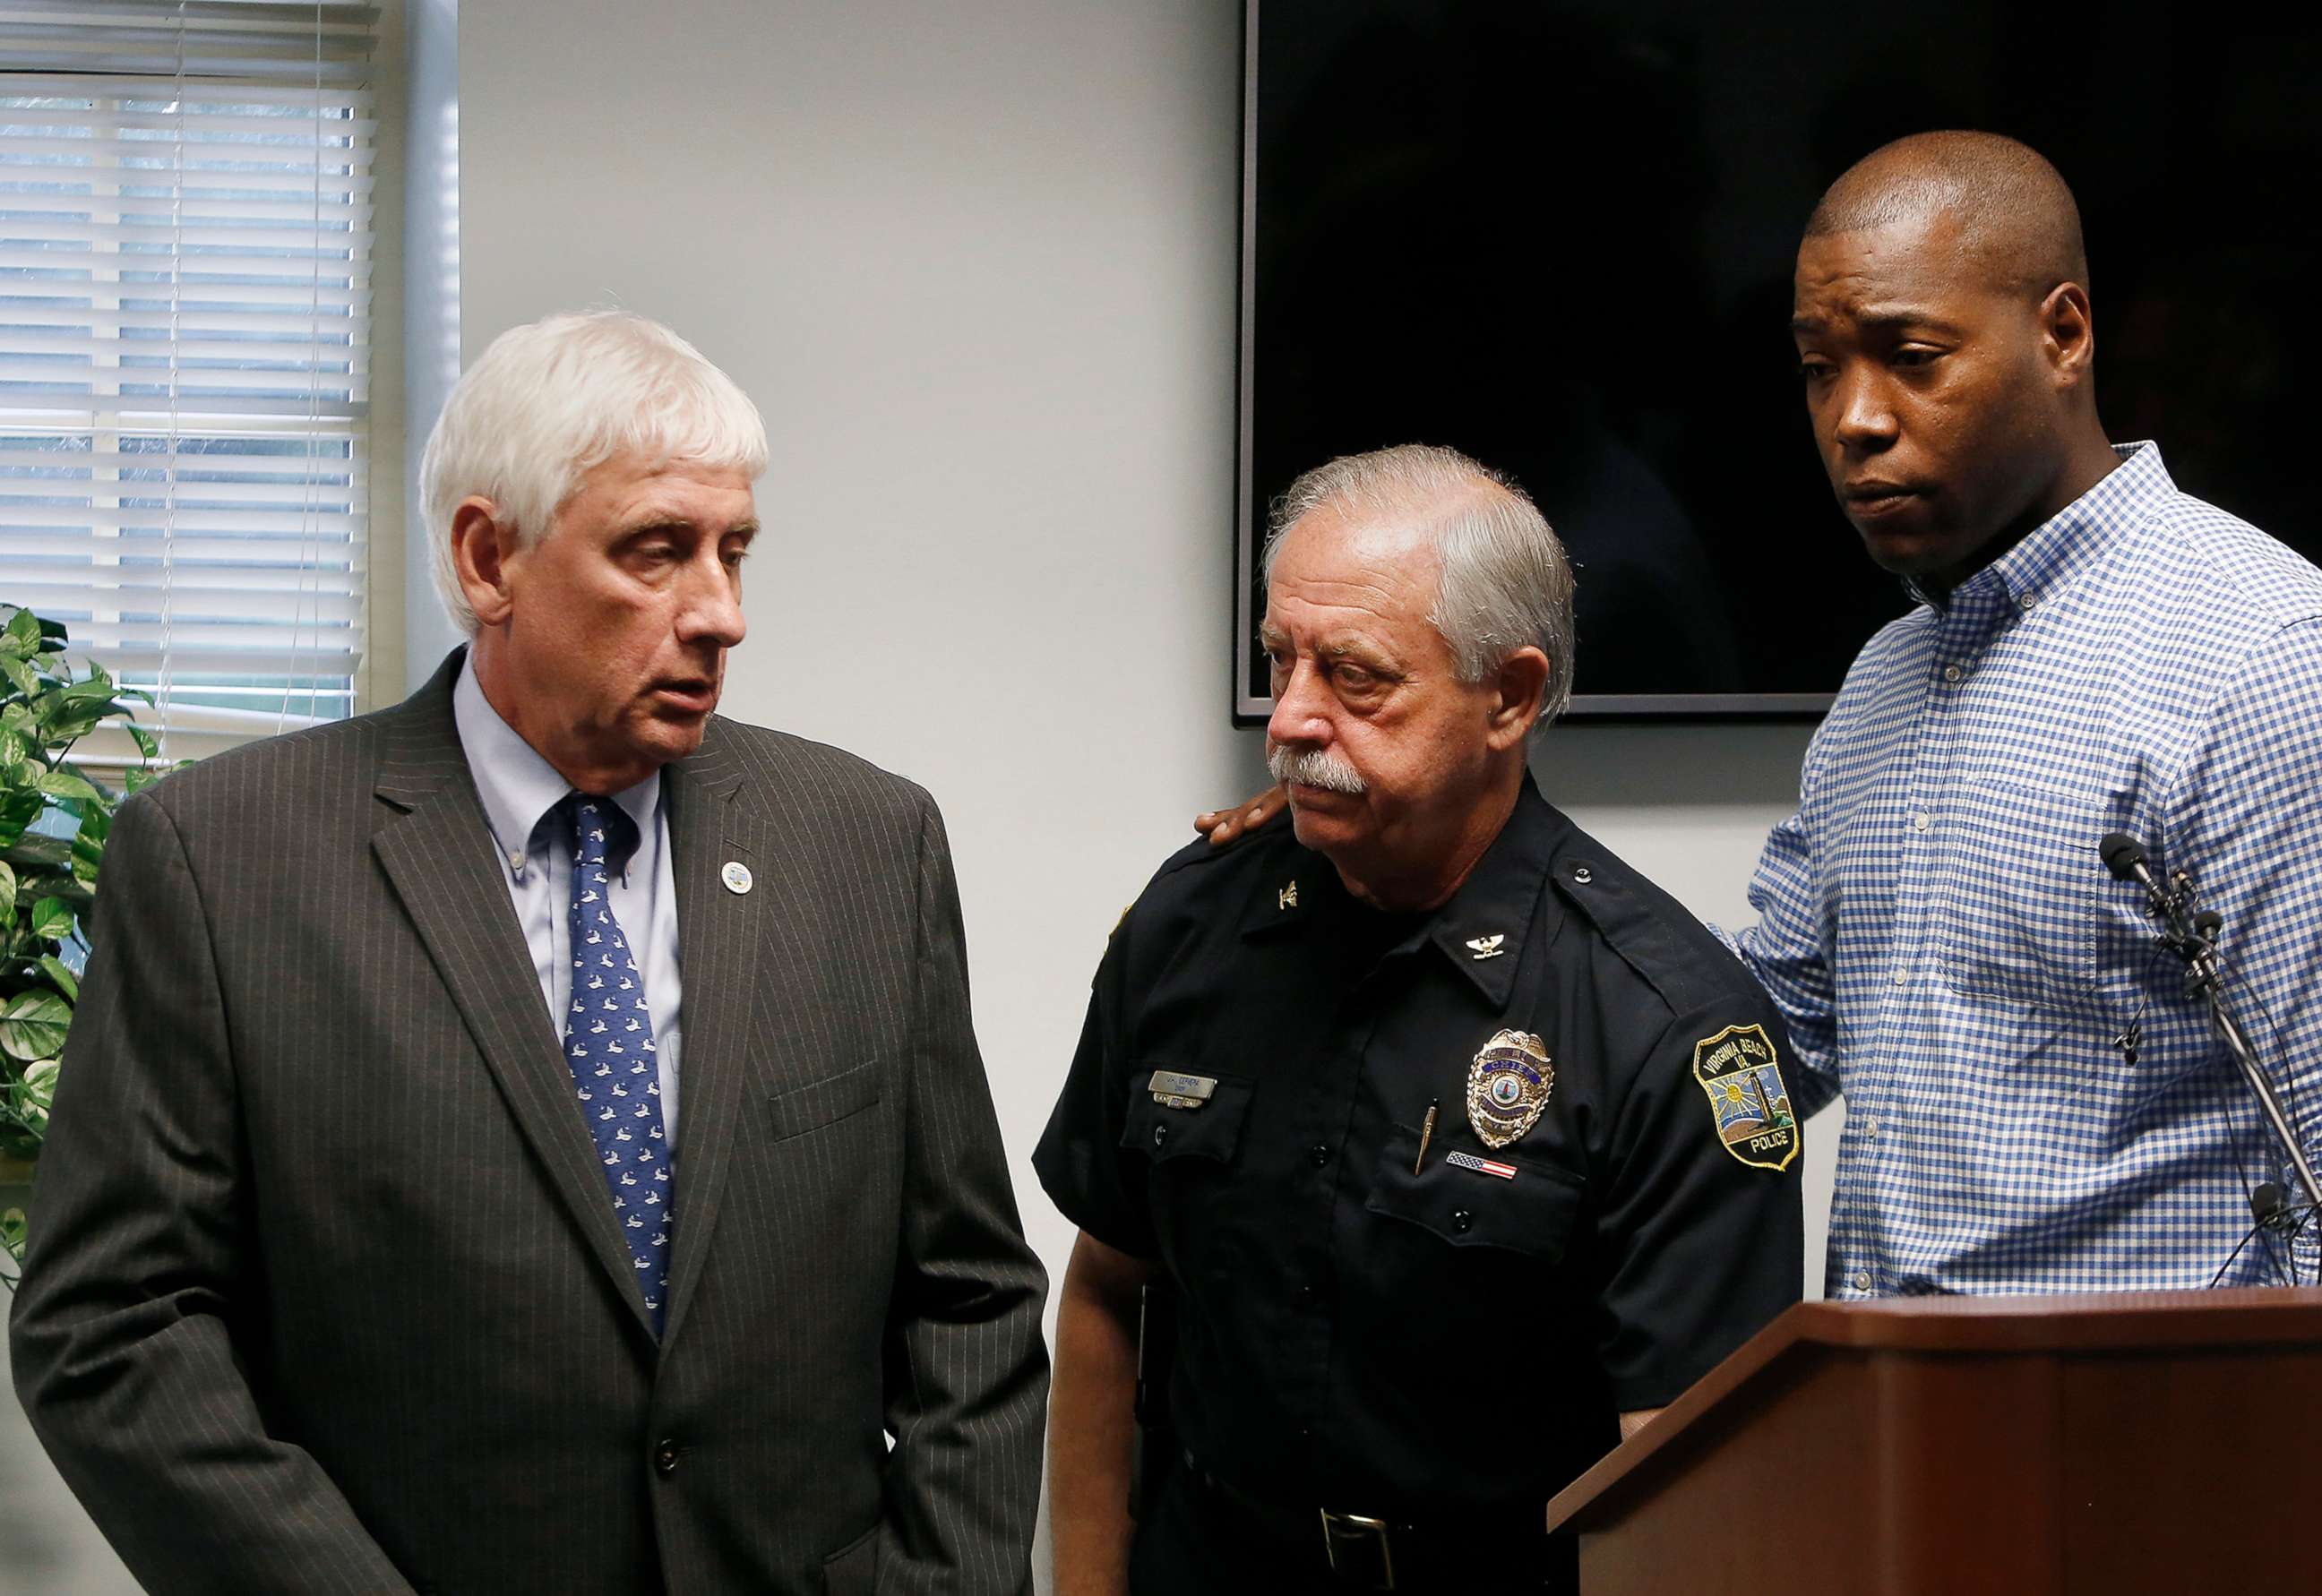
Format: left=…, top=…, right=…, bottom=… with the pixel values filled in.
left=9, top=650, right=1049, bottom=1595
left=1734, top=444, right=2322, bottom=1297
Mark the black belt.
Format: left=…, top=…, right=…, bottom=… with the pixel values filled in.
left=1177, top=1449, right=1557, bottom=1592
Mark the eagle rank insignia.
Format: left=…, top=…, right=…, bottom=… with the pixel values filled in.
left=1466, top=1029, right=1554, bottom=1149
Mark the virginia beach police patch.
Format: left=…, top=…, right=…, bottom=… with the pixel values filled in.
left=1466, top=1029, right=1554, bottom=1149
left=1691, top=1023, right=1800, bottom=1171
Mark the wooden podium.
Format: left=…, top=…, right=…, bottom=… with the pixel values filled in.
left=1544, top=1287, right=2322, bottom=1594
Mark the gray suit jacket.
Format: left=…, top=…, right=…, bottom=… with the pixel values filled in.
left=11, top=653, right=1049, bottom=1594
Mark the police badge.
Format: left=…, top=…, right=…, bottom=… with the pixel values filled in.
left=1690, top=1023, right=1801, bottom=1171
left=1465, top=1029, right=1554, bottom=1149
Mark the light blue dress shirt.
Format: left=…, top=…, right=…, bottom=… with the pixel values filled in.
left=1733, top=443, right=2322, bottom=1296
left=452, top=656, right=684, bottom=1143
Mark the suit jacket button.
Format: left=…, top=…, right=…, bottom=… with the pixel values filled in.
left=654, top=1442, right=680, bottom=1476
left=1151, top=1124, right=1168, bottom=1148
left=1451, top=1209, right=1474, bottom=1233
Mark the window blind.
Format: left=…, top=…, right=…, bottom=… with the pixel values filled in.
left=0, top=0, right=377, bottom=764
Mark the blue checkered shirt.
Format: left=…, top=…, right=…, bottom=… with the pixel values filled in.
left=1735, top=442, right=2322, bottom=1296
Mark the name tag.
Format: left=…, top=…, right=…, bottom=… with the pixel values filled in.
left=1149, top=1070, right=1217, bottom=1110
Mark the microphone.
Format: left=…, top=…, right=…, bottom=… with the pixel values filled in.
left=2099, top=832, right=2146, bottom=878
left=2252, top=1181, right=2290, bottom=1229
left=2100, top=831, right=2174, bottom=917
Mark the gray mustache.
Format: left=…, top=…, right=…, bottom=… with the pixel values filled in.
left=1266, top=743, right=1367, bottom=795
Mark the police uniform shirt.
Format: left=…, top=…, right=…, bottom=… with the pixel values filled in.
left=1034, top=774, right=1803, bottom=1523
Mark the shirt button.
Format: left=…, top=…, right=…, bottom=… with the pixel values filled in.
left=1862, top=1115, right=1879, bottom=1137
left=654, top=1441, right=679, bottom=1476
left=1151, top=1124, right=1168, bottom=1148
left=1911, top=811, right=1931, bottom=832
left=1942, top=664, right=1964, bottom=683
left=1296, top=1283, right=1319, bottom=1306
left=2021, top=591, right=2040, bottom=609
left=1308, top=1144, right=1331, bottom=1167
left=1852, top=1271, right=1872, bottom=1292
left=1891, top=968, right=1908, bottom=987
left=1451, top=1209, right=1474, bottom=1233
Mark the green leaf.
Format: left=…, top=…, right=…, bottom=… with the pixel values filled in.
left=125, top=722, right=159, bottom=760
left=0, top=608, right=39, bottom=660
left=0, top=833, right=70, bottom=872
left=59, top=677, right=117, bottom=706
left=0, top=859, right=12, bottom=926
left=35, top=768, right=102, bottom=806
left=27, top=897, right=71, bottom=942
left=69, top=828, right=102, bottom=889
left=35, top=955, right=76, bottom=1002
left=0, top=991, right=69, bottom=1062
left=0, top=656, right=37, bottom=700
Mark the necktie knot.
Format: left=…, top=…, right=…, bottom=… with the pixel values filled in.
left=563, top=792, right=641, bottom=879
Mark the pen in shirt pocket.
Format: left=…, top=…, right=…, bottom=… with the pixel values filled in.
left=1414, top=1098, right=1439, bottom=1175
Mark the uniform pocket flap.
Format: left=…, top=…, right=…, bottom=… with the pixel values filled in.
left=1120, top=1068, right=1253, bottom=1166
left=768, top=1058, right=883, bottom=1141
left=1365, top=1122, right=1587, bottom=1263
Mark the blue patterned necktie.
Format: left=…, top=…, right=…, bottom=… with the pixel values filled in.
left=559, top=794, right=675, bottom=1334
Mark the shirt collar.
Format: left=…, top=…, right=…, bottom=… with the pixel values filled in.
left=1914, top=441, right=2172, bottom=616
left=1239, top=770, right=1570, bottom=1007
left=452, top=652, right=662, bottom=879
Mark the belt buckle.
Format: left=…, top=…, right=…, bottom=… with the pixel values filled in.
left=1320, top=1508, right=1396, bottom=1590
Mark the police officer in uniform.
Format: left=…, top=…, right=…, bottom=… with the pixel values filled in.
left=1037, top=444, right=1802, bottom=1594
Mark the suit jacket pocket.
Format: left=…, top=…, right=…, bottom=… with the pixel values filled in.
left=821, top=1518, right=880, bottom=1596
left=768, top=1058, right=883, bottom=1142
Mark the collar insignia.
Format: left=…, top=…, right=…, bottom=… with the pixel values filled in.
left=1465, top=933, right=1506, bottom=960
left=1278, top=881, right=1299, bottom=911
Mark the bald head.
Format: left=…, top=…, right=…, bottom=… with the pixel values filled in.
left=1807, top=131, right=2087, bottom=302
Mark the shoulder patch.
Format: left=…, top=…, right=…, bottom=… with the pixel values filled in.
left=1690, top=1023, right=1800, bottom=1171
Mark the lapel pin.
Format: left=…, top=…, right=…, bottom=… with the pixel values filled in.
left=1465, top=933, right=1506, bottom=960
left=720, top=861, right=753, bottom=896
left=1278, top=881, right=1299, bottom=911
left=1447, top=1150, right=1518, bottom=1180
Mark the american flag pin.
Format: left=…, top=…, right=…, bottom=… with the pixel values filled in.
left=1446, top=1150, right=1518, bottom=1180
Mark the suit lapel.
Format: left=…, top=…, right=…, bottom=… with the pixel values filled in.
left=371, top=653, right=657, bottom=1338
left=657, top=732, right=755, bottom=1344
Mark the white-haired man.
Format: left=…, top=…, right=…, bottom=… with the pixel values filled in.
left=1036, top=444, right=1800, bottom=1595
left=13, top=311, right=1050, bottom=1594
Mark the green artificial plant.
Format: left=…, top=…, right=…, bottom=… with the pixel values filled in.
left=0, top=603, right=159, bottom=1278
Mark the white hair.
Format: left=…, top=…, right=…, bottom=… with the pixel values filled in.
left=1262, top=442, right=1578, bottom=729
left=419, top=310, right=770, bottom=634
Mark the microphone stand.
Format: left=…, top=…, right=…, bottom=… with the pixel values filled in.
left=2100, top=835, right=2322, bottom=1251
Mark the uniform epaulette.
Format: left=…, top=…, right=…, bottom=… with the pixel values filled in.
left=1549, top=845, right=1751, bottom=1019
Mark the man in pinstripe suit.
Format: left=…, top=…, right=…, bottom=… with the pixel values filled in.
left=11, top=312, right=1049, bottom=1594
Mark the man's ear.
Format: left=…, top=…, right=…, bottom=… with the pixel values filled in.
left=449, top=497, right=520, bottom=627
left=1484, top=647, right=1552, bottom=751
left=2041, top=280, right=2095, bottom=390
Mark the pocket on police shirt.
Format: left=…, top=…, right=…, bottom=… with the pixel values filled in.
left=1935, top=775, right=2123, bottom=1007
left=1364, top=1122, right=1587, bottom=1266
left=1119, top=1068, right=1254, bottom=1167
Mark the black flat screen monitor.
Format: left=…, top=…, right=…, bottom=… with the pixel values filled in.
left=1234, top=1, right=2322, bottom=720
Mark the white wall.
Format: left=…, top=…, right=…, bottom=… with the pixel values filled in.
left=440, top=0, right=1840, bottom=1319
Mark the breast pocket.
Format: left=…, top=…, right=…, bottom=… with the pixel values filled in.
left=1120, top=1069, right=1253, bottom=1273
left=767, top=1057, right=884, bottom=1141
left=1938, top=776, right=2123, bottom=1008
left=1364, top=1123, right=1587, bottom=1266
